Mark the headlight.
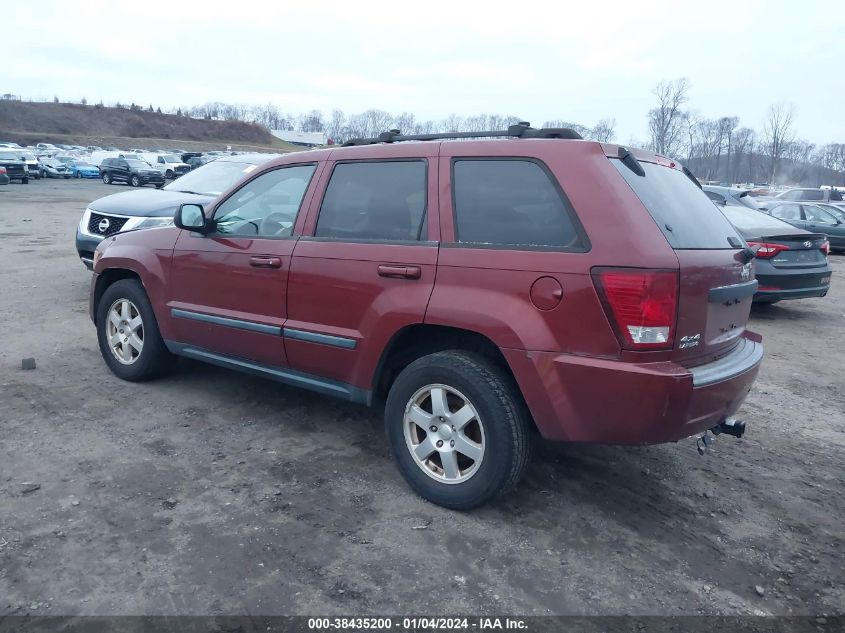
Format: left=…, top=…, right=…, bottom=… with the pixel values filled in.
left=79, top=208, right=92, bottom=233
left=122, top=216, right=174, bottom=231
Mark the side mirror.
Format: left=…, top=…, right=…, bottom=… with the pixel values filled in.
left=175, top=203, right=208, bottom=233
left=715, top=199, right=726, bottom=206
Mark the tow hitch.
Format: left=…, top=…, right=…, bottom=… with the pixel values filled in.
left=697, top=418, right=746, bottom=454
left=712, top=417, right=746, bottom=439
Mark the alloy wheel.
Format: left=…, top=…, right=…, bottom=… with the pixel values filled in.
left=106, top=299, right=144, bottom=365
left=403, top=384, right=485, bottom=484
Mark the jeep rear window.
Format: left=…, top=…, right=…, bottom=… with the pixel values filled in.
left=452, top=159, right=584, bottom=249
left=611, top=159, right=743, bottom=249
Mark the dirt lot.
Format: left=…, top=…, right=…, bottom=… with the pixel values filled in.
left=0, top=179, right=843, bottom=617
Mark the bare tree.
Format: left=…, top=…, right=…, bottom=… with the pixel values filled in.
left=393, top=112, right=416, bottom=135
left=647, top=78, right=689, bottom=157
left=326, top=109, right=346, bottom=144
left=591, top=118, right=616, bottom=142
left=762, top=102, right=795, bottom=184
left=731, top=127, right=755, bottom=183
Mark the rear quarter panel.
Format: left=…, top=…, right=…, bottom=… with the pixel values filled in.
left=428, top=139, right=678, bottom=356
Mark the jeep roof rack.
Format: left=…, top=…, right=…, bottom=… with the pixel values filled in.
left=341, top=122, right=583, bottom=146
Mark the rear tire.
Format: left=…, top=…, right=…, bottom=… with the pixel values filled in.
left=22, top=178, right=28, bottom=184
left=102, top=173, right=111, bottom=184
left=385, top=351, right=531, bottom=510
left=96, top=279, right=174, bottom=382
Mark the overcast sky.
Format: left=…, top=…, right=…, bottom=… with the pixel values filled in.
left=5, top=1, right=844, bottom=144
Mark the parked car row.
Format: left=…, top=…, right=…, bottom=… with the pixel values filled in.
left=0, top=140, right=249, bottom=185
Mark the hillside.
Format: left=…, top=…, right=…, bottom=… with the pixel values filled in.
left=0, top=101, right=297, bottom=151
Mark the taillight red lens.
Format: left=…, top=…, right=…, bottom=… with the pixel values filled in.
left=592, top=269, right=678, bottom=350
left=0, top=167, right=6, bottom=174
left=821, top=241, right=830, bottom=256
left=747, top=241, right=790, bottom=258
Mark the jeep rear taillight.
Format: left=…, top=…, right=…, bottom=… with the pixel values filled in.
left=592, top=269, right=678, bottom=350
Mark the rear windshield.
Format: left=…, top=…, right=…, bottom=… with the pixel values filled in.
left=611, top=159, right=743, bottom=249
left=720, top=205, right=801, bottom=236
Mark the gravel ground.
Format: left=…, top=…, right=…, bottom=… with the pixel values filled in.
left=0, top=179, right=843, bottom=617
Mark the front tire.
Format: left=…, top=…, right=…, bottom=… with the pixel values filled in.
left=96, top=279, right=174, bottom=381
left=130, top=175, right=141, bottom=187
left=22, top=178, right=29, bottom=184
left=385, top=351, right=531, bottom=510
left=165, top=169, right=173, bottom=179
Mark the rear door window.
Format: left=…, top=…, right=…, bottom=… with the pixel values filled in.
left=315, top=161, right=427, bottom=241
left=452, top=159, right=585, bottom=249
left=611, top=160, right=743, bottom=249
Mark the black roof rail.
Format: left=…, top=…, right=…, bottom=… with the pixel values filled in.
left=341, top=122, right=583, bottom=146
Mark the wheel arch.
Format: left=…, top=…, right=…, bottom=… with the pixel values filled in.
left=92, top=268, right=143, bottom=323
left=371, top=324, right=538, bottom=432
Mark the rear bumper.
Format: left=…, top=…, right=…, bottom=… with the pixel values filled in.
left=754, top=285, right=829, bottom=302
left=754, top=265, right=831, bottom=302
left=503, top=332, right=763, bottom=444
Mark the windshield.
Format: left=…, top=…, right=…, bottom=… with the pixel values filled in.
left=164, top=160, right=263, bottom=196
left=75, top=161, right=92, bottom=166
left=125, top=159, right=149, bottom=168
left=43, top=159, right=61, bottom=167
left=0, top=151, right=19, bottom=160
left=611, top=159, right=743, bottom=249
left=163, top=155, right=182, bottom=163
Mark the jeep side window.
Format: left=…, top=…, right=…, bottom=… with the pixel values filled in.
left=315, top=161, right=427, bottom=241
left=213, top=164, right=317, bottom=237
left=452, top=159, right=583, bottom=249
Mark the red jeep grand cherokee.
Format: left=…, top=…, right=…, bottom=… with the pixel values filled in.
left=90, top=124, right=763, bottom=509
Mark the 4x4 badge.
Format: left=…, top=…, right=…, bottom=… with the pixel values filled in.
left=98, top=218, right=111, bottom=233
left=679, top=334, right=701, bottom=349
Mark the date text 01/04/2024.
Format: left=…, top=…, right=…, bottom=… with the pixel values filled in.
left=307, top=617, right=528, bottom=630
